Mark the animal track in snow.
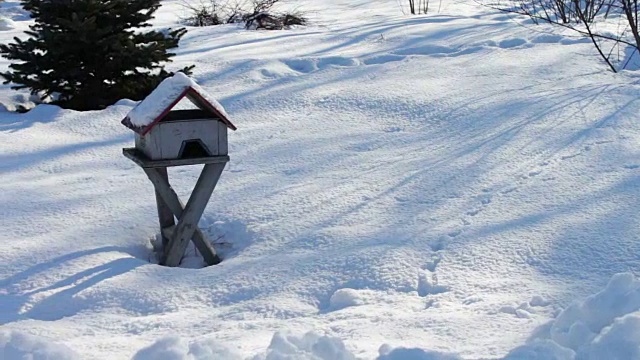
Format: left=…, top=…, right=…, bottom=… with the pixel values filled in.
left=560, top=153, right=581, bottom=160
left=384, top=126, right=403, bottom=133
left=264, top=56, right=359, bottom=78
left=362, top=45, right=484, bottom=66
left=462, top=193, right=493, bottom=220
left=463, top=295, right=483, bottom=305
left=317, top=56, right=359, bottom=69
left=447, top=229, right=462, bottom=238
left=395, top=45, right=458, bottom=56
left=466, top=209, right=481, bottom=216
left=497, top=295, right=550, bottom=318
left=498, top=38, right=527, bottom=49
left=262, top=32, right=589, bottom=80
left=429, top=236, right=448, bottom=251
left=283, top=59, right=317, bottom=74
left=530, top=34, right=563, bottom=44
left=424, top=254, right=442, bottom=272
left=362, top=54, right=406, bottom=65
left=417, top=270, right=449, bottom=297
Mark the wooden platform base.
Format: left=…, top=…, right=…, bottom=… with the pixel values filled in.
left=123, top=148, right=230, bottom=168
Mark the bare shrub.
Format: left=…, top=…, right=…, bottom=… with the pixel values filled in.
left=282, top=13, right=306, bottom=27
left=481, top=0, right=640, bottom=72
left=182, top=1, right=223, bottom=26
left=244, top=12, right=307, bottom=30
left=182, top=0, right=306, bottom=30
left=403, top=0, right=442, bottom=14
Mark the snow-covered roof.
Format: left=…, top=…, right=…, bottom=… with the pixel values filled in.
left=121, top=72, right=236, bottom=135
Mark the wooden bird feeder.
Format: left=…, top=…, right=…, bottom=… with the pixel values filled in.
left=121, top=73, right=237, bottom=267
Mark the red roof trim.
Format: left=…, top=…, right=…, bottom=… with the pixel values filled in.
left=186, top=88, right=237, bottom=131
left=121, top=86, right=237, bottom=135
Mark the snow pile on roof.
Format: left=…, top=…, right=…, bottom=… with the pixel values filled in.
left=505, top=272, right=640, bottom=359
left=126, top=72, right=229, bottom=128
left=0, top=330, right=80, bottom=360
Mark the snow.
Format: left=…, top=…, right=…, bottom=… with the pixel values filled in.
left=125, top=72, right=229, bottom=128
left=0, top=330, right=80, bottom=360
left=1, top=0, right=640, bottom=358
left=257, top=332, right=356, bottom=360
left=328, top=288, right=363, bottom=310
left=499, top=272, right=640, bottom=359
left=132, top=336, right=242, bottom=360
left=0, top=17, right=16, bottom=31
left=377, top=345, right=462, bottom=360
left=552, top=273, right=639, bottom=349
left=503, top=340, right=575, bottom=360
left=550, top=273, right=640, bottom=358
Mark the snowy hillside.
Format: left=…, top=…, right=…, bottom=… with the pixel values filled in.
left=1, top=0, right=640, bottom=358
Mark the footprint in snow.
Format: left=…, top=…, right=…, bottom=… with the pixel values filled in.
left=497, top=296, right=550, bottom=318
left=466, top=208, right=481, bottom=216
left=527, top=169, right=542, bottom=177
left=283, top=168, right=303, bottom=175
left=463, top=295, right=483, bottom=305
left=395, top=45, right=458, bottom=57
left=283, top=59, right=317, bottom=74
left=448, top=229, right=462, bottom=238
left=560, top=153, right=581, bottom=160
left=530, top=34, right=563, bottom=44
left=498, top=38, right=528, bottom=49
left=423, top=254, right=442, bottom=272
left=429, top=236, right=449, bottom=251
left=559, top=37, right=592, bottom=45
left=417, top=270, right=449, bottom=297
left=317, top=56, right=359, bottom=69
left=362, top=54, right=406, bottom=66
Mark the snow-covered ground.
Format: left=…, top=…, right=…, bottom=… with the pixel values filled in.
left=1, top=0, right=640, bottom=358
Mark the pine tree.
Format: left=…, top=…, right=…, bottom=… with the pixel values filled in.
left=0, top=0, right=193, bottom=111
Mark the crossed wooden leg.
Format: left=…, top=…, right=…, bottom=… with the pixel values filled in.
left=143, top=163, right=225, bottom=267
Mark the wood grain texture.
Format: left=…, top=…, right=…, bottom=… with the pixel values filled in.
left=123, top=148, right=229, bottom=168
left=162, top=163, right=225, bottom=267
left=159, top=119, right=220, bottom=158
left=144, top=166, right=223, bottom=266
left=135, top=132, right=163, bottom=160
left=154, top=167, right=175, bottom=248
left=218, top=121, right=228, bottom=155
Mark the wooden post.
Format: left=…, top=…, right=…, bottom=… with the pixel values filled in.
left=143, top=167, right=221, bottom=266
left=154, top=167, right=175, bottom=248
left=123, top=147, right=229, bottom=267
left=161, top=163, right=226, bottom=267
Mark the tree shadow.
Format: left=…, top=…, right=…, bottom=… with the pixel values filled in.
left=186, top=51, right=640, bottom=317
left=1, top=247, right=145, bottom=325
left=0, top=105, right=65, bottom=133
left=0, top=134, right=129, bottom=172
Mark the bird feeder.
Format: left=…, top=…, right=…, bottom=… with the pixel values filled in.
left=121, top=72, right=237, bottom=267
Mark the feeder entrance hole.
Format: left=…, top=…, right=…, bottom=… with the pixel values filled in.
left=179, top=139, right=211, bottom=159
